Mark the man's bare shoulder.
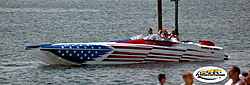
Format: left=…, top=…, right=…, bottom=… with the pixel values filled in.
left=238, top=82, right=246, bottom=85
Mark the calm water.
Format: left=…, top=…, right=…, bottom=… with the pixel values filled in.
left=0, top=0, right=250, bottom=84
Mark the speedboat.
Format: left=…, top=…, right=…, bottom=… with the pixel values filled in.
left=25, top=0, right=228, bottom=65
left=25, top=34, right=226, bottom=65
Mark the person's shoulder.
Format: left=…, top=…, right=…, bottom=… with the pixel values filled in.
left=239, top=74, right=245, bottom=81
left=238, top=81, right=246, bottom=85
left=237, top=80, right=246, bottom=85
left=180, top=83, right=185, bottom=85
left=224, top=79, right=232, bottom=85
left=156, top=82, right=162, bottom=85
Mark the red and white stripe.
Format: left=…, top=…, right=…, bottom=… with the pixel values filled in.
left=102, top=43, right=224, bottom=63
left=180, top=48, right=224, bottom=61
left=144, top=46, right=186, bottom=62
left=103, top=44, right=153, bottom=62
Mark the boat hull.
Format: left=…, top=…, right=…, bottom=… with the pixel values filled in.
left=25, top=40, right=225, bottom=65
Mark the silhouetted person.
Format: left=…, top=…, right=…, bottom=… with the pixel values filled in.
left=148, top=28, right=153, bottom=36
left=244, top=75, right=250, bottom=85
left=225, top=67, right=245, bottom=85
left=181, top=72, right=195, bottom=85
left=157, top=74, right=166, bottom=85
left=162, top=29, right=172, bottom=41
left=170, top=30, right=179, bottom=42
left=147, top=28, right=156, bottom=40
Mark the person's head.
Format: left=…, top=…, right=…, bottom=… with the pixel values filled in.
left=158, top=74, right=166, bottom=84
left=229, top=66, right=241, bottom=79
left=158, top=30, right=162, bottom=36
left=162, top=29, right=167, bottom=34
left=245, top=74, right=250, bottom=84
left=182, top=72, right=193, bottom=85
left=172, top=30, right=176, bottom=35
left=148, top=28, right=153, bottom=34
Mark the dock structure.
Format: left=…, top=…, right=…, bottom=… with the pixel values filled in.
left=158, top=0, right=179, bottom=36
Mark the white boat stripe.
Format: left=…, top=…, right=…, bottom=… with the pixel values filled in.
left=150, top=49, right=186, bottom=54
left=109, top=54, right=147, bottom=57
left=182, top=55, right=222, bottom=59
left=145, top=58, right=179, bottom=61
left=180, top=58, right=204, bottom=61
left=104, top=58, right=145, bottom=60
left=84, top=61, right=142, bottom=64
left=114, top=49, right=151, bottom=53
left=147, top=54, right=182, bottom=58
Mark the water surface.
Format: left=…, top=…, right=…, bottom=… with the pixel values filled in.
left=0, top=0, right=250, bottom=84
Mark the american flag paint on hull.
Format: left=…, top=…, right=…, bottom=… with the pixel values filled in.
left=25, top=36, right=226, bottom=65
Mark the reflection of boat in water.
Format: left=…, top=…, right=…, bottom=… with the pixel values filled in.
left=25, top=34, right=227, bottom=65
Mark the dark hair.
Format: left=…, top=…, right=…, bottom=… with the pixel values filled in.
left=172, top=30, right=175, bottom=34
left=183, top=74, right=188, bottom=78
left=182, top=72, right=192, bottom=79
left=242, top=73, right=248, bottom=77
left=233, top=66, right=241, bottom=75
left=158, top=74, right=166, bottom=81
left=159, top=30, right=162, bottom=34
left=148, top=28, right=153, bottom=31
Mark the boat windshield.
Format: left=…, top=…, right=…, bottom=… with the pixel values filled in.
left=129, top=34, right=161, bottom=40
left=142, top=34, right=159, bottom=40
left=129, top=34, right=163, bottom=41
left=130, top=34, right=144, bottom=40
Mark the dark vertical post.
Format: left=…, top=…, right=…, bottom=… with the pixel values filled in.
left=158, top=0, right=162, bottom=31
left=174, top=0, right=179, bottom=36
